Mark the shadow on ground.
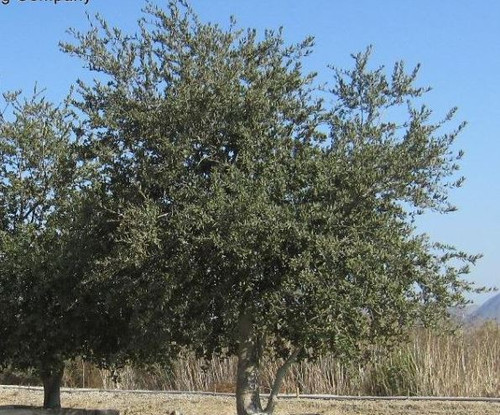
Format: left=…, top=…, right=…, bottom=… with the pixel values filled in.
left=0, top=406, right=119, bottom=415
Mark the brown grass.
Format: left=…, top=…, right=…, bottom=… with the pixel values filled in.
left=55, top=324, right=499, bottom=398
left=1, top=324, right=498, bottom=406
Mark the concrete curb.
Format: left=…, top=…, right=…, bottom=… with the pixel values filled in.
left=0, top=385, right=498, bottom=403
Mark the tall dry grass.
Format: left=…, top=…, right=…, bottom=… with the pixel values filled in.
left=2, top=323, right=498, bottom=397
left=361, top=322, right=499, bottom=396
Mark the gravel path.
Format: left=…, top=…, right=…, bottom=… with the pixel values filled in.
left=1, top=386, right=499, bottom=415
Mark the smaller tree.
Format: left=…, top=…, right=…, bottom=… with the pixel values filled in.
left=0, top=88, right=175, bottom=407
left=0, top=89, right=94, bottom=408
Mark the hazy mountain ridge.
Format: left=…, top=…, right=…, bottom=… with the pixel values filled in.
left=467, top=293, right=500, bottom=324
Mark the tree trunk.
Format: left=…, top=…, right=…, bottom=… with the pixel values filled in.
left=40, top=361, right=64, bottom=409
left=264, top=348, right=300, bottom=414
left=235, top=312, right=300, bottom=415
left=236, top=312, right=265, bottom=415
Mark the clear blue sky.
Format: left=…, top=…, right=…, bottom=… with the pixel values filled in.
left=1, top=0, right=498, bottom=304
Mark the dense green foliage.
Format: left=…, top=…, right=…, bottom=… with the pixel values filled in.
left=0, top=1, right=484, bottom=413
left=63, top=0, right=478, bottom=353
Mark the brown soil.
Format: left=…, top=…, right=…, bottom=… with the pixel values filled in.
left=1, top=388, right=499, bottom=415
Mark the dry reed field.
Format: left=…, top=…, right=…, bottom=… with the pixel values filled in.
left=49, top=324, right=498, bottom=398
left=0, top=388, right=499, bottom=415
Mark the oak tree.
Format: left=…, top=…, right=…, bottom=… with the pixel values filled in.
left=0, top=90, right=85, bottom=408
left=61, top=2, right=482, bottom=414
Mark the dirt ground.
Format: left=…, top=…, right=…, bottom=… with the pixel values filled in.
left=1, top=388, right=499, bottom=415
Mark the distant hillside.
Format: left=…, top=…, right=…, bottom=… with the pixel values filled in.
left=468, top=293, right=500, bottom=324
left=448, top=304, right=478, bottom=322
